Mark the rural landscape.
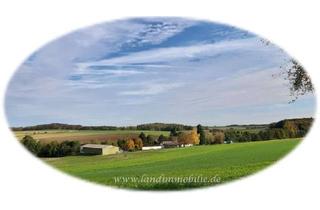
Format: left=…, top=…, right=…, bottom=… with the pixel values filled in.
left=6, top=17, right=315, bottom=190
left=13, top=118, right=312, bottom=189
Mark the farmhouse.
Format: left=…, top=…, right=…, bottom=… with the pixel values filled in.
left=161, top=141, right=179, bottom=148
left=80, top=144, right=119, bottom=155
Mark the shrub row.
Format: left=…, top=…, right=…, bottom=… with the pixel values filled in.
left=21, top=135, right=80, bottom=157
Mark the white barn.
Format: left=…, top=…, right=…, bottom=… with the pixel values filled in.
left=80, top=144, right=119, bottom=155
left=142, top=146, right=163, bottom=150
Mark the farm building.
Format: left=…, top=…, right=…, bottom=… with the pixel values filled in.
left=142, top=146, right=163, bottom=150
left=80, top=144, right=119, bottom=155
left=180, top=144, right=193, bottom=147
left=161, top=141, right=179, bottom=148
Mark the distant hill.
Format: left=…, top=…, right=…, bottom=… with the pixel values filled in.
left=11, top=117, right=313, bottom=132
left=11, top=123, right=118, bottom=131
left=213, top=118, right=314, bottom=131
left=11, top=122, right=193, bottom=131
left=269, top=118, right=314, bottom=132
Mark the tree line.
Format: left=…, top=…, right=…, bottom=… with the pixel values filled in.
left=21, top=135, right=80, bottom=157
left=136, top=123, right=193, bottom=131
left=224, top=118, right=313, bottom=142
left=20, top=118, right=313, bottom=156
left=193, top=118, right=312, bottom=144
left=12, top=122, right=193, bottom=131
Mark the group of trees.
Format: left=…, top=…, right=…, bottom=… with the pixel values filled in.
left=177, top=130, right=199, bottom=145
left=169, top=125, right=224, bottom=146
left=224, top=118, right=312, bottom=142
left=225, top=128, right=305, bottom=143
left=192, top=118, right=312, bottom=144
left=196, top=124, right=225, bottom=145
left=119, top=129, right=201, bottom=150
left=269, top=118, right=312, bottom=132
left=137, top=123, right=193, bottom=131
left=21, top=135, right=80, bottom=157
left=205, top=130, right=225, bottom=144
left=91, top=128, right=205, bottom=152
left=138, top=132, right=161, bottom=146
left=117, top=138, right=143, bottom=151
left=137, top=132, right=180, bottom=146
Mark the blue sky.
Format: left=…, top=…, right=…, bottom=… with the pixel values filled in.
left=5, top=17, right=316, bottom=126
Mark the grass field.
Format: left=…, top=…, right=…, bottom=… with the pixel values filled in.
left=44, top=138, right=300, bottom=190
left=14, top=130, right=170, bottom=144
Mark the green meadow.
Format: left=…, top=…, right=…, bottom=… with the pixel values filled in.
left=44, top=138, right=300, bottom=190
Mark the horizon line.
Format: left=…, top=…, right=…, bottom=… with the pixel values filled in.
left=10, top=116, right=314, bottom=128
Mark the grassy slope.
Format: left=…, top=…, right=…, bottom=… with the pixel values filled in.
left=44, top=139, right=300, bottom=190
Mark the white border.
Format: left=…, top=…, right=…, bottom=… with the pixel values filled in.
left=0, top=1, right=319, bottom=210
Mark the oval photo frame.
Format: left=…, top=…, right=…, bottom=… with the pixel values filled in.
left=5, top=17, right=316, bottom=190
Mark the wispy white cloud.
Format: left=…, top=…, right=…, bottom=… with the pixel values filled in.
left=122, top=18, right=195, bottom=47
left=79, top=37, right=261, bottom=67
left=119, top=82, right=184, bottom=96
